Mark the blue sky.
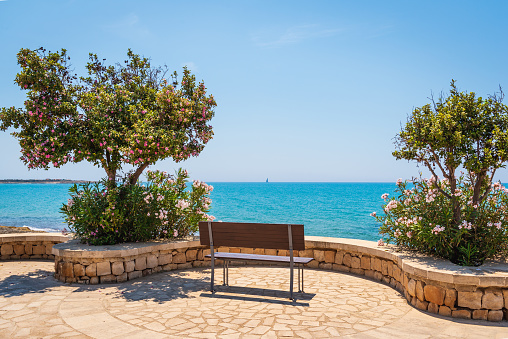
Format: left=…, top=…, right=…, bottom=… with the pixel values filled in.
left=1, top=0, right=507, bottom=182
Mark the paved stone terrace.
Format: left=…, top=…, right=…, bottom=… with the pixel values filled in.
left=1, top=261, right=508, bottom=338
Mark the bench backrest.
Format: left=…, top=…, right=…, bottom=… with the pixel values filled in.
left=198, top=221, right=306, bottom=251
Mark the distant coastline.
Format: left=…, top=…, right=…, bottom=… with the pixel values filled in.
left=0, top=179, right=93, bottom=184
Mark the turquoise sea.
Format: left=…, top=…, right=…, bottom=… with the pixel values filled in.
left=0, top=182, right=396, bottom=241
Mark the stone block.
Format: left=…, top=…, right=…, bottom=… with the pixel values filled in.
left=319, top=263, right=332, bottom=270
left=85, top=263, right=96, bottom=277
left=193, top=260, right=210, bottom=267
left=482, top=291, right=504, bottom=310
left=1, top=244, right=13, bottom=255
left=158, top=254, right=172, bottom=266
left=472, top=309, right=488, bottom=320
left=306, top=261, right=319, bottom=269
left=21, top=254, right=29, bottom=259
left=176, top=248, right=187, bottom=253
left=488, top=310, right=504, bottom=322
left=32, top=245, right=45, bottom=255
left=444, top=288, right=457, bottom=308
left=300, top=249, right=313, bottom=257
left=116, top=273, right=128, bottom=283
left=427, top=302, right=439, bottom=314
left=265, top=249, right=277, bottom=256
left=128, top=270, right=142, bottom=280
left=452, top=309, right=471, bottom=319
left=242, top=248, right=254, bottom=254
left=407, top=279, right=416, bottom=297
left=503, top=290, right=508, bottom=309
left=197, top=249, right=204, bottom=260
left=203, top=248, right=212, bottom=257
left=177, top=263, right=192, bottom=269
left=96, top=261, right=112, bottom=276
left=360, top=256, right=370, bottom=270
left=45, top=244, right=54, bottom=255
left=416, top=280, right=425, bottom=301
left=381, top=260, right=388, bottom=276
left=172, top=253, right=186, bottom=264
left=13, top=244, right=25, bottom=255
left=24, top=244, right=33, bottom=255
left=424, top=285, right=445, bottom=305
left=186, top=249, right=198, bottom=261
left=350, top=268, right=365, bottom=276
left=334, top=251, right=344, bottom=265
left=392, top=265, right=402, bottom=282
left=386, top=261, right=394, bottom=277
left=162, top=264, right=178, bottom=271
left=111, top=261, right=125, bottom=275
left=146, top=255, right=158, bottom=269
left=372, top=258, right=382, bottom=272
left=142, top=269, right=152, bottom=276
left=217, top=247, right=229, bottom=252
left=373, top=271, right=383, bottom=281
left=62, top=262, right=74, bottom=278
left=382, top=276, right=391, bottom=285
left=324, top=251, right=335, bottom=263
left=351, top=256, right=361, bottom=269
left=332, top=264, right=350, bottom=272
left=438, top=305, right=452, bottom=317
left=229, top=247, right=241, bottom=253
left=364, top=270, right=375, bottom=279
left=100, top=274, right=116, bottom=283
left=124, top=261, right=135, bottom=273
left=253, top=248, right=265, bottom=255
left=74, top=264, right=85, bottom=277
left=89, top=277, right=99, bottom=285
left=135, top=256, right=147, bottom=270
left=343, top=253, right=352, bottom=267
left=458, top=291, right=483, bottom=309
left=153, top=266, right=162, bottom=273
left=313, top=250, right=325, bottom=262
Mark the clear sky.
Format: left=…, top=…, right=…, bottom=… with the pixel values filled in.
left=1, top=0, right=507, bottom=182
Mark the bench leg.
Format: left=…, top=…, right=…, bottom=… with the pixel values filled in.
left=211, top=257, right=215, bottom=293
left=222, top=260, right=230, bottom=286
left=298, top=264, right=305, bottom=293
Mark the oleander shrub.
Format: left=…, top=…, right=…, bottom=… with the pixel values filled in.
left=372, top=176, right=508, bottom=266
left=61, top=169, right=214, bottom=245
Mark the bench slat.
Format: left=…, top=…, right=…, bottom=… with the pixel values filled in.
left=205, top=252, right=314, bottom=264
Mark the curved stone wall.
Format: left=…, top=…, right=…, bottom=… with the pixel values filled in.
left=0, top=233, right=69, bottom=260
left=52, top=236, right=508, bottom=322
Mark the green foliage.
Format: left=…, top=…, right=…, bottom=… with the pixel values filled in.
left=393, top=80, right=508, bottom=222
left=0, top=48, right=216, bottom=184
left=61, top=169, right=214, bottom=245
left=374, top=177, right=508, bottom=266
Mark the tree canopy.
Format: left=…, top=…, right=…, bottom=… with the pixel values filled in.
left=0, top=48, right=216, bottom=184
left=393, top=80, right=508, bottom=224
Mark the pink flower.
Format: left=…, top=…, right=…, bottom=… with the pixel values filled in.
left=396, top=178, right=403, bottom=185
left=173, top=229, right=178, bottom=237
left=406, top=231, right=412, bottom=238
left=381, top=193, right=389, bottom=200
left=377, top=239, right=385, bottom=246
left=370, top=212, right=377, bottom=217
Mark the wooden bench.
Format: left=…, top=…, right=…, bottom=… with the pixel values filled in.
left=199, top=221, right=314, bottom=301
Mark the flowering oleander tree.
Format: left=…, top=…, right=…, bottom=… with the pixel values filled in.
left=0, top=48, right=217, bottom=245
left=372, top=81, right=508, bottom=266
left=0, top=48, right=216, bottom=185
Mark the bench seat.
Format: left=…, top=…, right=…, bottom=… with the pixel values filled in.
left=205, top=252, right=314, bottom=264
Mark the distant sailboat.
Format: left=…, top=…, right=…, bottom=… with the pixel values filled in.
left=266, top=178, right=269, bottom=183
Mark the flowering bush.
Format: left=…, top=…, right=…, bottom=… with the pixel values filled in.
left=61, top=169, right=214, bottom=245
left=372, top=176, right=508, bottom=266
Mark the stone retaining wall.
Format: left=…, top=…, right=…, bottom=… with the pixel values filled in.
left=0, top=233, right=69, bottom=260
left=52, top=236, right=508, bottom=322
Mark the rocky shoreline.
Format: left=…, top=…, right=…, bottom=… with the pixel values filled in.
left=0, top=226, right=48, bottom=234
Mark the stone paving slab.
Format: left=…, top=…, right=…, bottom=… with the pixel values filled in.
left=1, top=261, right=508, bottom=338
